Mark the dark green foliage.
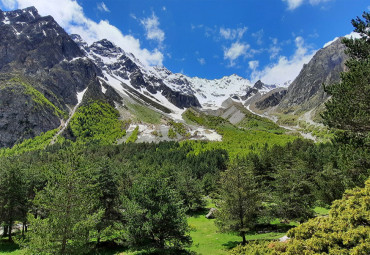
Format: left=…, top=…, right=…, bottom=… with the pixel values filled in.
left=174, top=168, right=205, bottom=212
left=94, top=157, right=123, bottom=244
left=25, top=149, right=102, bottom=255
left=323, top=12, right=370, bottom=135
left=123, top=176, right=192, bottom=250
left=0, top=158, right=28, bottom=241
left=272, top=158, right=315, bottom=222
left=216, top=160, right=261, bottom=244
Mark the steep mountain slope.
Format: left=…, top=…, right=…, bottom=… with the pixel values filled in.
left=277, top=38, right=348, bottom=113
left=71, top=34, right=275, bottom=112
left=0, top=7, right=105, bottom=147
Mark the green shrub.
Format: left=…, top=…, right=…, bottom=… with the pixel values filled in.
left=126, top=126, right=139, bottom=143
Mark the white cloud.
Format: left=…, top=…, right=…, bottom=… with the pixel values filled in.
left=252, top=29, right=264, bottom=45
left=1, top=0, right=163, bottom=66
left=268, top=46, right=281, bottom=59
left=140, top=12, right=165, bottom=45
left=323, top=32, right=360, bottom=48
left=248, top=60, right=259, bottom=71
left=197, top=58, right=206, bottom=65
left=162, top=6, right=166, bottom=11
left=282, top=0, right=333, bottom=10
left=283, top=0, right=304, bottom=10
left=97, top=2, right=109, bottom=12
left=219, top=27, right=247, bottom=40
left=250, top=36, right=316, bottom=85
left=223, top=42, right=250, bottom=66
left=309, top=0, right=332, bottom=5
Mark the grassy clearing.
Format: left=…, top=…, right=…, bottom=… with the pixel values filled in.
left=0, top=238, right=24, bottom=255
left=314, top=206, right=330, bottom=216
left=188, top=214, right=286, bottom=255
left=125, top=103, right=162, bottom=124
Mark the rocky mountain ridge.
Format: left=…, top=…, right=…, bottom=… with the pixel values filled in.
left=0, top=6, right=349, bottom=148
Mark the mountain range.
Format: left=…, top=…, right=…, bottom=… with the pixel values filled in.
left=0, top=6, right=348, bottom=148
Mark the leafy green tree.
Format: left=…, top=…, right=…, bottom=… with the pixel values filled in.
left=25, top=151, right=101, bottom=255
left=323, top=12, right=370, bottom=135
left=216, top=161, right=261, bottom=244
left=123, top=176, right=191, bottom=251
left=284, top=178, right=370, bottom=255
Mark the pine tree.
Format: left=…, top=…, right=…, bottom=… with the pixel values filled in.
left=322, top=12, right=370, bottom=135
left=216, top=160, right=261, bottom=244
left=123, top=176, right=191, bottom=251
left=94, top=157, right=123, bottom=245
left=25, top=150, right=101, bottom=254
left=0, top=157, right=27, bottom=241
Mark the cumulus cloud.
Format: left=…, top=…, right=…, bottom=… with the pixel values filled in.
left=250, top=36, right=316, bottom=85
left=282, top=0, right=333, bottom=10
left=219, top=26, right=247, bottom=40
left=140, top=12, right=165, bottom=45
left=97, top=2, right=109, bottom=12
left=224, top=42, right=250, bottom=67
left=1, top=0, right=164, bottom=66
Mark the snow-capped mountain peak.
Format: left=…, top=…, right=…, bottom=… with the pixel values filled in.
left=70, top=35, right=277, bottom=111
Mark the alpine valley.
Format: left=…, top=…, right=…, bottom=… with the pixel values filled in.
left=0, top=7, right=347, bottom=148
left=0, top=5, right=369, bottom=255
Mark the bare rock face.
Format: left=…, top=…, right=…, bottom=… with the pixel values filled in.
left=206, top=208, right=218, bottom=219
left=255, top=88, right=287, bottom=110
left=0, top=75, right=61, bottom=148
left=0, top=7, right=102, bottom=148
left=278, top=38, right=348, bottom=112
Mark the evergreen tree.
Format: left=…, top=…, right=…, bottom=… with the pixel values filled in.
left=94, top=157, right=123, bottom=245
left=123, top=176, right=191, bottom=251
left=25, top=150, right=101, bottom=254
left=272, top=158, right=315, bottom=222
left=216, top=160, right=261, bottom=244
left=0, top=157, right=27, bottom=241
left=322, top=12, right=370, bottom=135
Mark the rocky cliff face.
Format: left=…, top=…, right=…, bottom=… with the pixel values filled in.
left=0, top=7, right=102, bottom=147
left=277, top=38, right=348, bottom=113
left=255, top=88, right=287, bottom=110
left=71, top=35, right=201, bottom=110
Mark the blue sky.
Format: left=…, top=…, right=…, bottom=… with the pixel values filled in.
left=1, top=0, right=369, bottom=84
